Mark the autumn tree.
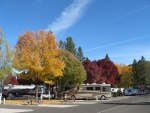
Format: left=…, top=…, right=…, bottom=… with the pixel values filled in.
left=83, top=58, right=119, bottom=85
left=17, top=77, right=35, bottom=85
left=13, top=30, right=65, bottom=99
left=3, top=75, right=19, bottom=85
left=115, top=64, right=133, bottom=87
left=58, top=50, right=86, bottom=87
left=83, top=60, right=103, bottom=84
left=97, top=59, right=119, bottom=85
left=0, top=28, right=14, bottom=84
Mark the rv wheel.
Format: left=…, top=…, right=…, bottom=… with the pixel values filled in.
left=100, top=95, right=106, bottom=100
left=70, top=95, right=76, bottom=101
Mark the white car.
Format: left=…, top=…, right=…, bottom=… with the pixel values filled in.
left=42, top=93, right=55, bottom=99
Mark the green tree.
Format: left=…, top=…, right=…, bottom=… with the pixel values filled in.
left=77, top=46, right=84, bottom=62
left=141, top=56, right=145, bottom=61
left=59, top=40, right=65, bottom=50
left=105, top=54, right=110, bottom=61
left=65, top=37, right=76, bottom=56
left=132, top=59, right=138, bottom=86
left=136, top=57, right=149, bottom=85
left=59, top=37, right=85, bottom=61
left=0, top=28, right=14, bottom=84
left=132, top=56, right=150, bottom=86
left=145, top=62, right=150, bottom=85
left=59, top=50, right=86, bottom=87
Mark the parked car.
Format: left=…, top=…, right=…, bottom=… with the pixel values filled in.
left=42, top=92, right=55, bottom=99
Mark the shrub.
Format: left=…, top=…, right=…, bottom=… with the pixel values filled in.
left=112, top=92, right=118, bottom=97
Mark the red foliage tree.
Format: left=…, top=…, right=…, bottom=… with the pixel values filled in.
left=3, top=75, right=19, bottom=85
left=83, top=60, right=103, bottom=84
left=97, top=59, right=119, bottom=85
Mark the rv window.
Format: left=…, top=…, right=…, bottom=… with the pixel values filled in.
left=95, top=87, right=100, bottom=90
left=102, top=86, right=110, bottom=92
left=128, top=90, right=131, bottom=92
left=87, top=87, right=93, bottom=90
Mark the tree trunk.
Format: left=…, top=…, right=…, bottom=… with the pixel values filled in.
left=48, top=85, right=50, bottom=100
left=35, top=72, right=38, bottom=101
left=35, top=85, right=38, bottom=101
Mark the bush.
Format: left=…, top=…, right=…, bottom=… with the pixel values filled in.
left=112, top=92, right=118, bottom=97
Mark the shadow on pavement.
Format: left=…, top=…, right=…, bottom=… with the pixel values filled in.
left=103, top=102, right=150, bottom=106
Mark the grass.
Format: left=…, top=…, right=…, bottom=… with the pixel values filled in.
left=3, top=99, right=65, bottom=105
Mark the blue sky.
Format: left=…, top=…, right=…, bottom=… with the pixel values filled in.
left=0, top=0, right=150, bottom=65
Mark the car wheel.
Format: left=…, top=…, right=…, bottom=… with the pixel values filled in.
left=100, top=95, right=106, bottom=100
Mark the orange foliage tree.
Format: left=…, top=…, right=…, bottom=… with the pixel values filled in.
left=13, top=30, right=65, bottom=99
left=115, top=64, right=133, bottom=87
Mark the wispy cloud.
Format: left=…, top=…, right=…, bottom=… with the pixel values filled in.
left=101, top=4, right=150, bottom=26
left=106, top=46, right=150, bottom=64
left=45, top=0, right=92, bottom=34
left=84, top=34, right=150, bottom=52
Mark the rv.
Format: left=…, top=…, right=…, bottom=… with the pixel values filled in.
left=124, top=88, right=137, bottom=96
left=2, top=84, right=46, bottom=98
left=63, top=83, right=111, bottom=100
left=124, top=87, right=148, bottom=96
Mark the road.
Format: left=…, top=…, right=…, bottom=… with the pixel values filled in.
left=0, top=95, right=150, bottom=113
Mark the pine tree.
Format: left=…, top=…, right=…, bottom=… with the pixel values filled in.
left=59, top=40, right=65, bottom=50
left=132, top=56, right=150, bottom=86
left=77, top=46, right=84, bottom=62
left=132, top=59, right=138, bottom=86
left=59, top=37, right=85, bottom=62
left=65, top=37, right=76, bottom=56
left=105, top=54, right=110, bottom=61
left=141, top=56, right=145, bottom=62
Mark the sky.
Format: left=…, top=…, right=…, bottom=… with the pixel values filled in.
left=0, top=0, right=150, bottom=65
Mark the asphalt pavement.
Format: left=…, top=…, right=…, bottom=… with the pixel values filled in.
left=0, top=95, right=150, bottom=113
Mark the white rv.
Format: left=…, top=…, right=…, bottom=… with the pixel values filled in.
left=64, top=83, right=111, bottom=100
left=124, top=87, right=147, bottom=96
left=2, top=84, right=46, bottom=98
